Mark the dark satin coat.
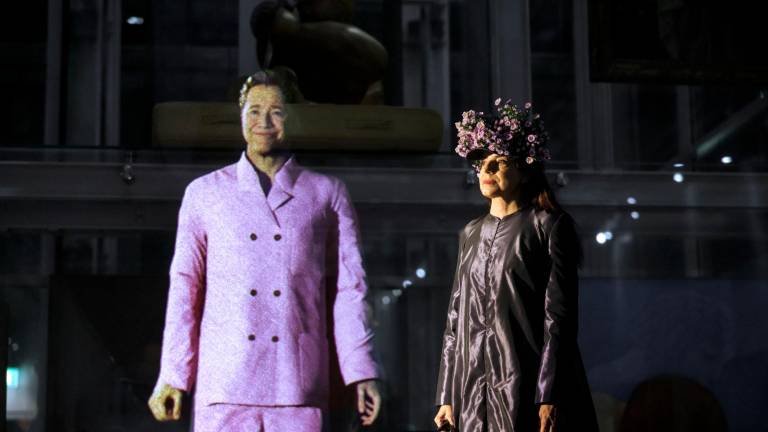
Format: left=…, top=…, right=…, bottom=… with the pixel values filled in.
left=436, top=207, right=598, bottom=431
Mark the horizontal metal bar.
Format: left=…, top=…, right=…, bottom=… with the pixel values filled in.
left=1, top=198, right=766, bottom=238
left=1, top=161, right=768, bottom=208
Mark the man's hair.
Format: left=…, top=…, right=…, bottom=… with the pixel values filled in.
left=238, top=67, right=303, bottom=108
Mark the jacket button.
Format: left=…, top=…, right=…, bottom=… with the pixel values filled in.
left=271, top=336, right=279, bottom=342
left=250, top=233, right=257, bottom=241
left=248, top=334, right=255, bottom=341
left=250, top=289, right=257, bottom=296
left=273, top=290, right=281, bottom=297
left=273, top=234, right=282, bottom=241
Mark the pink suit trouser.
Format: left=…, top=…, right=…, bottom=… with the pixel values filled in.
left=193, top=403, right=323, bottom=432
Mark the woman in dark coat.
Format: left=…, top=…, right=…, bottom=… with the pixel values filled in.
left=434, top=101, right=598, bottom=432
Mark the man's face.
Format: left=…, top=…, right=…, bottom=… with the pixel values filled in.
left=241, top=85, right=286, bottom=154
left=478, top=153, right=524, bottom=199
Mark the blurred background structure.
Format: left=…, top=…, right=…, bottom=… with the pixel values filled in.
left=1, top=1, right=768, bottom=431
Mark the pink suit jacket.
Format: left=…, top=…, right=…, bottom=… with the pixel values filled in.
left=156, top=152, right=378, bottom=408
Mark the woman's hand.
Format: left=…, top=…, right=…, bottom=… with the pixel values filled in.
left=434, top=404, right=455, bottom=429
left=539, top=403, right=556, bottom=432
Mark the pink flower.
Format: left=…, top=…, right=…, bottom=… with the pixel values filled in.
left=526, top=156, right=534, bottom=164
left=494, top=98, right=502, bottom=106
left=527, top=134, right=536, bottom=142
left=524, top=102, right=532, bottom=109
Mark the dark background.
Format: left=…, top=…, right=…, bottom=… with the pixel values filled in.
left=2, top=1, right=768, bottom=431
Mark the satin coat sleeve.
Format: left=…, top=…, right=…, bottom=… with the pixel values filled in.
left=536, top=213, right=580, bottom=404
left=329, top=179, right=379, bottom=385
left=435, top=229, right=467, bottom=405
left=156, top=184, right=207, bottom=392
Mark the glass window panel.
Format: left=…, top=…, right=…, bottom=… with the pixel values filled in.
left=0, top=1, right=47, bottom=147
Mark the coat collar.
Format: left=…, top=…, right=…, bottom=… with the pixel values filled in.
left=236, top=151, right=301, bottom=211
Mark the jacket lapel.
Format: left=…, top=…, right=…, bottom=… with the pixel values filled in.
left=237, top=151, right=301, bottom=215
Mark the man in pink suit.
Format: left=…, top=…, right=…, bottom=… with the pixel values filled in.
left=147, top=69, right=381, bottom=431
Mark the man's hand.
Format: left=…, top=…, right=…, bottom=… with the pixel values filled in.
left=434, top=404, right=454, bottom=429
left=356, top=379, right=381, bottom=426
left=148, top=383, right=184, bottom=421
left=539, top=403, right=556, bottom=432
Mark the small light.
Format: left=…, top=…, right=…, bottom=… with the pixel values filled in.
left=595, top=232, right=607, bottom=244
left=673, top=163, right=685, bottom=168
left=721, top=155, right=733, bottom=164
left=673, top=173, right=684, bottom=183
left=392, top=289, right=403, bottom=297
left=6, top=368, right=20, bottom=389
left=402, top=280, right=413, bottom=289
left=126, top=16, right=144, bottom=25
left=604, top=231, right=614, bottom=240
left=415, top=268, right=427, bottom=279
left=627, top=197, right=637, bottom=205
left=381, top=296, right=391, bottom=305
left=630, top=211, right=640, bottom=220
left=11, top=343, right=19, bottom=351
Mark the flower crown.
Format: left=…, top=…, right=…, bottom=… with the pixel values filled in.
left=454, top=99, right=551, bottom=171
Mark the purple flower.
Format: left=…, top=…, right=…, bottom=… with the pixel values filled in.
left=456, top=97, right=552, bottom=163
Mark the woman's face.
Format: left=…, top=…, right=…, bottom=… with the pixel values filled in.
left=241, top=85, right=287, bottom=154
left=478, top=153, right=524, bottom=199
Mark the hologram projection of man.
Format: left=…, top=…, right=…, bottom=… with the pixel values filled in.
left=147, top=69, right=382, bottom=431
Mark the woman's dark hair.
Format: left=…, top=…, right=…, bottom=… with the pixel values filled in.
left=516, top=160, right=560, bottom=212
left=238, top=67, right=304, bottom=107
left=515, top=159, right=584, bottom=267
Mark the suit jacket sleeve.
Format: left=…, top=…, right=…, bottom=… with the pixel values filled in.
left=329, top=179, right=379, bottom=385
left=435, top=229, right=466, bottom=405
left=156, top=184, right=207, bottom=392
left=536, top=213, right=580, bottom=404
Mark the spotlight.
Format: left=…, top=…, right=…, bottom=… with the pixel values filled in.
left=6, top=367, right=20, bottom=389
left=126, top=16, right=145, bottom=25
left=673, top=173, right=684, bottom=183
left=630, top=211, right=640, bottom=220
left=402, top=280, right=413, bottom=289
left=721, top=155, right=733, bottom=164
left=627, top=197, right=637, bottom=205
left=673, top=163, right=685, bottom=168
left=595, top=232, right=608, bottom=244
left=416, top=268, right=427, bottom=279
